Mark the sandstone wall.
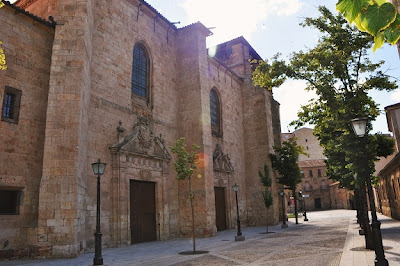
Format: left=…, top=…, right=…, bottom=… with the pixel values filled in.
left=1, top=0, right=283, bottom=258
left=0, top=4, right=54, bottom=257
left=35, top=0, right=95, bottom=257
left=377, top=156, right=400, bottom=220
left=87, top=0, right=181, bottom=245
left=293, top=128, right=325, bottom=161
left=205, top=56, right=246, bottom=231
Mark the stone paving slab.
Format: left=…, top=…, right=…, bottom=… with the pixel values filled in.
left=2, top=210, right=400, bottom=266
left=339, top=213, right=400, bottom=266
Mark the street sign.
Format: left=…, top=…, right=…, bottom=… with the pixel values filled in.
left=303, top=194, right=310, bottom=198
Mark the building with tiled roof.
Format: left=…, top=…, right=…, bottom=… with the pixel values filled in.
left=282, top=128, right=353, bottom=211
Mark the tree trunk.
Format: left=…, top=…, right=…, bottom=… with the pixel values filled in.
left=294, top=189, right=298, bottom=224
left=354, top=188, right=361, bottom=226
left=359, top=180, right=374, bottom=250
left=189, top=176, right=196, bottom=253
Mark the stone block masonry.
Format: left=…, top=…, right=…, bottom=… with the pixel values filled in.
left=0, top=0, right=282, bottom=259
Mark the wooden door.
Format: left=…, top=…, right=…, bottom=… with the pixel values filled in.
left=130, top=180, right=156, bottom=244
left=214, top=187, right=227, bottom=231
left=314, top=198, right=322, bottom=209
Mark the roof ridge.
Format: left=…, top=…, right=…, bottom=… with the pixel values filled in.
left=177, top=21, right=212, bottom=36
left=140, top=0, right=178, bottom=30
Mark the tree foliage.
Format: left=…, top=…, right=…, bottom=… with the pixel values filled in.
left=170, top=137, right=200, bottom=253
left=284, top=7, right=397, bottom=188
left=269, top=138, right=306, bottom=191
left=374, top=133, right=396, bottom=157
left=252, top=54, right=288, bottom=91
left=170, top=137, right=200, bottom=182
left=0, top=0, right=6, bottom=70
left=259, top=163, right=273, bottom=232
left=336, top=0, right=400, bottom=51
left=259, top=163, right=273, bottom=209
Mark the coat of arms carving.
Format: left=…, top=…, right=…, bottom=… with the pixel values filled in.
left=110, top=117, right=171, bottom=160
left=134, top=117, right=153, bottom=151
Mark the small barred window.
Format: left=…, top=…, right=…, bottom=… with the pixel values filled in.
left=2, top=86, right=22, bottom=124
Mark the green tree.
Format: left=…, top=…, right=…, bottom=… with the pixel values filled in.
left=277, top=6, right=396, bottom=248
left=258, top=163, right=273, bottom=233
left=284, top=6, right=396, bottom=190
left=0, top=0, right=6, bottom=70
left=336, top=0, right=400, bottom=51
left=269, top=138, right=306, bottom=225
left=252, top=53, right=287, bottom=91
left=170, top=137, right=200, bottom=254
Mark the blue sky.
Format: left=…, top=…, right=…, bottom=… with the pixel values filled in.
left=146, top=0, right=400, bottom=134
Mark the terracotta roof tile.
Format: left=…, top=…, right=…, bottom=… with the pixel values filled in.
left=298, top=159, right=325, bottom=168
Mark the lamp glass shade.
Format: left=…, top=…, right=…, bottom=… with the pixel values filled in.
left=233, top=183, right=239, bottom=192
left=92, top=159, right=106, bottom=176
left=351, top=117, right=367, bottom=137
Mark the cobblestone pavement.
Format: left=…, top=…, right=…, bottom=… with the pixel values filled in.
left=2, top=210, right=400, bottom=266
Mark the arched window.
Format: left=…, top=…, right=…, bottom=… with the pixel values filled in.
left=131, top=43, right=149, bottom=99
left=210, top=88, right=221, bottom=135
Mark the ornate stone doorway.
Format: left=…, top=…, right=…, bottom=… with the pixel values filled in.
left=109, top=117, right=171, bottom=246
left=130, top=180, right=157, bottom=243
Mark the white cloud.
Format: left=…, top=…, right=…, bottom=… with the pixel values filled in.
left=180, top=0, right=303, bottom=46
left=272, top=79, right=316, bottom=132
left=390, top=89, right=400, bottom=102
left=268, top=0, right=304, bottom=16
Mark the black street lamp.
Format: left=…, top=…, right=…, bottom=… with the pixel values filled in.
left=233, top=183, right=245, bottom=241
left=351, top=117, right=388, bottom=266
left=279, top=189, right=288, bottom=228
left=300, top=190, right=308, bottom=222
left=92, top=159, right=107, bottom=266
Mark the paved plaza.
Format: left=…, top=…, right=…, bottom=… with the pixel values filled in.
left=2, top=210, right=400, bottom=266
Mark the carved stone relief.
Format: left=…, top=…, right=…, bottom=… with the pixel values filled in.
left=140, top=169, right=152, bottom=181
left=134, top=117, right=153, bottom=152
left=212, top=143, right=234, bottom=172
left=214, top=171, right=231, bottom=187
left=110, top=117, right=171, bottom=161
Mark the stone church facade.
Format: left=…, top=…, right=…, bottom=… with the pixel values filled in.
left=0, top=0, right=282, bottom=259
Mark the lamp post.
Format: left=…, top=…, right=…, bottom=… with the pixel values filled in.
left=300, top=190, right=308, bottom=221
left=351, top=117, right=388, bottom=266
left=233, top=183, right=245, bottom=241
left=92, top=159, right=107, bottom=266
left=279, top=189, right=288, bottom=228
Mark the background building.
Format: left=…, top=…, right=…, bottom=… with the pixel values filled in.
left=282, top=128, right=352, bottom=211
left=376, top=103, right=400, bottom=220
left=0, top=0, right=282, bottom=259
left=375, top=1, right=400, bottom=221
